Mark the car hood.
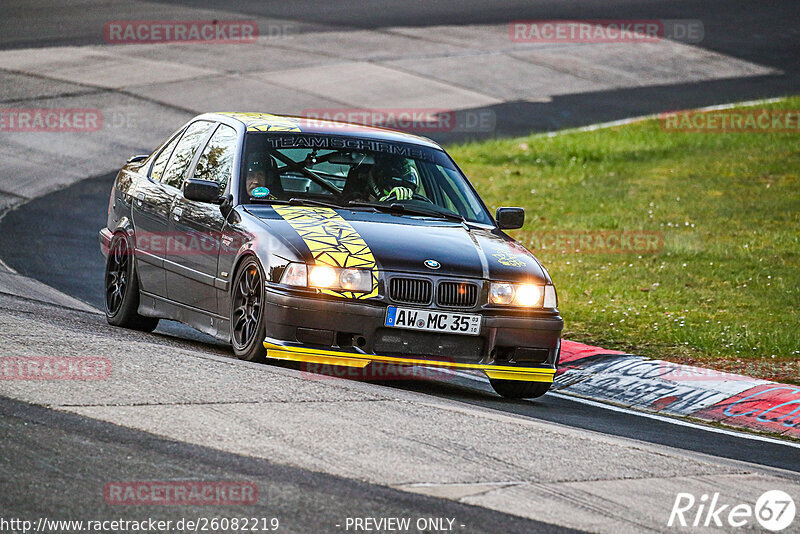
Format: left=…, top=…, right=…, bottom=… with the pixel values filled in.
left=245, top=205, right=548, bottom=283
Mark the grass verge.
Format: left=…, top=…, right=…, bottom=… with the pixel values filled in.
left=449, top=97, right=800, bottom=383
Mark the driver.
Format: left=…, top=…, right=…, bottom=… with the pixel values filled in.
left=367, top=155, right=420, bottom=201
left=245, top=152, right=267, bottom=196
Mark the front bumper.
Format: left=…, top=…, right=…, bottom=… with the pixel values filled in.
left=262, top=287, right=563, bottom=382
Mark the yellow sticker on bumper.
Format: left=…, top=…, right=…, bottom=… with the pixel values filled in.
left=274, top=205, right=379, bottom=299
left=263, top=340, right=555, bottom=382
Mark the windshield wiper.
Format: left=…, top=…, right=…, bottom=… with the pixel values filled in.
left=247, top=198, right=290, bottom=204
left=289, top=198, right=348, bottom=210
left=347, top=201, right=465, bottom=222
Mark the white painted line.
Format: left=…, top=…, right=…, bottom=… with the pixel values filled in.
left=0, top=257, right=18, bottom=274
left=549, top=392, right=800, bottom=449
left=431, top=367, right=800, bottom=449
left=534, top=96, right=787, bottom=138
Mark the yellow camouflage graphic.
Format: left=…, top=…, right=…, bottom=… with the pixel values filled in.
left=273, top=206, right=379, bottom=299
left=218, top=112, right=302, bottom=132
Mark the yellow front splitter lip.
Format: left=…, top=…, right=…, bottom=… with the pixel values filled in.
left=263, top=341, right=554, bottom=383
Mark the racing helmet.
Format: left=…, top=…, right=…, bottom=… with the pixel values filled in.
left=370, top=155, right=419, bottom=196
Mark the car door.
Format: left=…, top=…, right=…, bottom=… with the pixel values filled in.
left=166, top=123, right=239, bottom=314
left=131, top=127, right=185, bottom=297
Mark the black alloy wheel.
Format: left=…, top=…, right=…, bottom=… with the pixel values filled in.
left=231, top=258, right=268, bottom=362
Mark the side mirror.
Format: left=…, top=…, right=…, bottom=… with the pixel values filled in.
left=127, top=154, right=149, bottom=164
left=184, top=178, right=221, bottom=204
left=496, top=207, right=525, bottom=230
left=219, top=194, right=234, bottom=218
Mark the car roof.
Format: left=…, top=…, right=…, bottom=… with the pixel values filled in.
left=200, top=112, right=444, bottom=150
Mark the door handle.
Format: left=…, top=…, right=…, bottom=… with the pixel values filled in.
left=136, top=192, right=145, bottom=206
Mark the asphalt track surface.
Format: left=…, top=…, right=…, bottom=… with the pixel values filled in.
left=169, top=0, right=800, bottom=135
left=1, top=172, right=798, bottom=476
left=1, top=0, right=799, bottom=137
left=0, top=395, right=577, bottom=534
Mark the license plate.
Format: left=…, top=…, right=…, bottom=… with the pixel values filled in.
left=384, top=306, right=481, bottom=336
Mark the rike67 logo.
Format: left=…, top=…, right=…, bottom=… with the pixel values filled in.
left=669, top=490, right=796, bottom=531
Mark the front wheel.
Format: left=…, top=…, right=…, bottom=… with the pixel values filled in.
left=489, top=379, right=551, bottom=399
left=104, top=234, right=159, bottom=332
left=230, top=257, right=268, bottom=362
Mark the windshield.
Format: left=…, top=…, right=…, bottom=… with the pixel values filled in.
left=239, top=133, right=492, bottom=224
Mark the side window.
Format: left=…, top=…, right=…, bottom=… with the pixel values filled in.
left=193, top=124, right=238, bottom=191
left=161, top=121, right=214, bottom=189
left=149, top=130, right=183, bottom=182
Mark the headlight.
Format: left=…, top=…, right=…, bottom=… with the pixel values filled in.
left=489, top=282, right=515, bottom=305
left=514, top=284, right=541, bottom=306
left=489, top=282, right=557, bottom=308
left=281, top=263, right=307, bottom=287
left=339, top=268, right=372, bottom=291
left=308, top=265, right=337, bottom=287
left=281, top=263, right=372, bottom=293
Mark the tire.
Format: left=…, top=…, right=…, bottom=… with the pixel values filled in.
left=230, top=257, right=268, bottom=362
left=104, top=233, right=159, bottom=332
left=489, top=379, right=551, bottom=399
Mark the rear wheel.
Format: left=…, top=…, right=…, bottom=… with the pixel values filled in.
left=231, top=257, right=268, bottom=362
left=489, top=379, right=551, bottom=399
left=104, top=234, right=159, bottom=332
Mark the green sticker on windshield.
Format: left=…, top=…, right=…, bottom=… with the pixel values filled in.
left=251, top=187, right=270, bottom=198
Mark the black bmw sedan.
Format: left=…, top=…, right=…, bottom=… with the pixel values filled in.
left=100, top=113, right=562, bottom=398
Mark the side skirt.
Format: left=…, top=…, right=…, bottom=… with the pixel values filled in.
left=139, top=291, right=231, bottom=343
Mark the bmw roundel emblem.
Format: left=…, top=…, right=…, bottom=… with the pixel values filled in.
left=424, top=259, right=441, bottom=270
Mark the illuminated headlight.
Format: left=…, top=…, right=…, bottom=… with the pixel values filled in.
left=489, top=282, right=557, bottom=308
left=308, top=265, right=337, bottom=287
left=281, top=263, right=372, bottom=293
left=514, top=284, right=541, bottom=306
